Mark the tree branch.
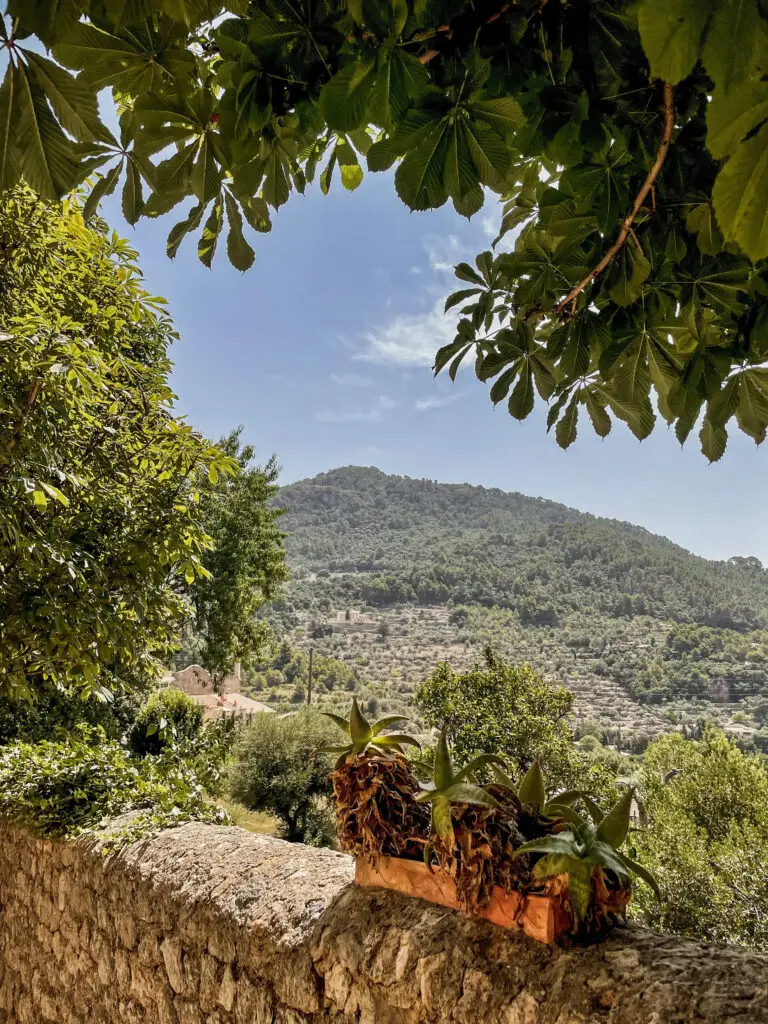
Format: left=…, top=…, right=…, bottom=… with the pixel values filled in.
left=553, top=82, right=675, bottom=318
left=6, top=377, right=42, bottom=457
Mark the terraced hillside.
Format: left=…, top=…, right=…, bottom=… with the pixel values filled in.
left=258, top=467, right=768, bottom=748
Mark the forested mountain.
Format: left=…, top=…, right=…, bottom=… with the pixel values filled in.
left=264, top=467, right=768, bottom=746
left=280, top=467, right=766, bottom=631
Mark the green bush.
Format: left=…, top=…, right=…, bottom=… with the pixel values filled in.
left=632, top=729, right=768, bottom=951
left=0, top=728, right=227, bottom=841
left=228, top=710, right=336, bottom=845
left=130, top=689, right=205, bottom=756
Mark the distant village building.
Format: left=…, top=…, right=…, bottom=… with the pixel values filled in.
left=159, top=662, right=273, bottom=721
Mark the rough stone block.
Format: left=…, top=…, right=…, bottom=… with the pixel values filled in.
left=160, top=936, right=185, bottom=995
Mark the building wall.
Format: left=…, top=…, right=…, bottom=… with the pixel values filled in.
left=171, top=664, right=242, bottom=696
left=0, top=823, right=766, bottom=1024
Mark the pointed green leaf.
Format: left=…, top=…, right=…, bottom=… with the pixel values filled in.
left=15, top=64, right=78, bottom=200
left=685, top=202, right=722, bottom=255
left=565, top=859, right=592, bottom=922
left=445, top=288, right=482, bottom=313
left=349, top=697, right=372, bottom=744
left=490, top=764, right=518, bottom=793
left=433, top=728, right=454, bottom=790
left=584, top=388, right=612, bottom=438
left=320, top=58, right=376, bottom=132
left=431, top=797, right=455, bottom=844
left=637, top=0, right=711, bottom=84
left=608, top=245, right=651, bottom=306
left=373, top=733, right=421, bottom=748
left=240, top=195, right=271, bottom=234
left=596, top=787, right=633, bottom=848
left=394, top=119, right=450, bottom=211
left=167, top=202, right=204, bottom=258
left=707, top=79, right=768, bottom=161
left=224, top=191, right=255, bottom=271
left=371, top=48, right=428, bottom=124
left=23, top=50, right=112, bottom=144
left=454, top=753, right=507, bottom=782
left=617, top=852, right=662, bottom=901
left=121, top=158, right=144, bottom=225
left=579, top=794, right=605, bottom=825
left=322, top=712, right=351, bottom=736
left=555, top=397, right=579, bottom=450
left=513, top=833, right=578, bottom=858
left=192, top=135, right=221, bottom=204
left=507, top=366, right=535, bottom=420
left=197, top=197, right=223, bottom=268
left=700, top=417, right=728, bottom=461
left=546, top=790, right=589, bottom=809
left=712, top=120, right=768, bottom=261
left=370, top=714, right=408, bottom=736
left=587, top=841, right=631, bottom=880
left=518, top=760, right=546, bottom=810
left=0, top=63, right=19, bottom=189
left=470, top=97, right=525, bottom=137
left=735, top=369, right=768, bottom=443
left=82, top=162, right=122, bottom=221
left=439, top=782, right=500, bottom=808
left=702, top=0, right=765, bottom=93
left=545, top=804, right=589, bottom=829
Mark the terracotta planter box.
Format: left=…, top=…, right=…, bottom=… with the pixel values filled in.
left=355, top=855, right=572, bottom=944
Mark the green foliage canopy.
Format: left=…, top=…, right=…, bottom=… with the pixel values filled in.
left=184, top=428, right=288, bottom=683
left=632, top=728, right=768, bottom=950
left=415, top=647, right=616, bottom=794
left=129, top=687, right=205, bottom=756
left=0, top=726, right=228, bottom=839
left=1, top=1, right=767, bottom=457
left=0, top=187, right=233, bottom=703
left=228, top=708, right=337, bottom=844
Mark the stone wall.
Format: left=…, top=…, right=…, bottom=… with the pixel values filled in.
left=0, top=822, right=767, bottom=1024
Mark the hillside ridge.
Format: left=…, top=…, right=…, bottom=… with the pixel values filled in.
left=260, top=466, right=768, bottom=747
left=282, top=465, right=747, bottom=567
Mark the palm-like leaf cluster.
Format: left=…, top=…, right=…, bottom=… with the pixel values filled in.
left=321, top=697, right=420, bottom=768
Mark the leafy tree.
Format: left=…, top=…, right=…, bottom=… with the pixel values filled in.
left=632, top=728, right=768, bottom=950
left=228, top=709, right=337, bottom=844
left=183, top=428, right=288, bottom=684
left=1, top=1, right=767, bottom=457
left=0, top=187, right=233, bottom=705
left=415, top=647, right=616, bottom=793
left=130, top=688, right=205, bottom=756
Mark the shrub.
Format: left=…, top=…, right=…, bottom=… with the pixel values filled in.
left=632, top=729, right=768, bottom=950
left=0, top=728, right=227, bottom=841
left=130, top=689, right=205, bottom=756
left=228, top=710, right=336, bottom=845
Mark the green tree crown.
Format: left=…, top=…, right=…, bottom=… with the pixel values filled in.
left=0, top=1, right=767, bottom=457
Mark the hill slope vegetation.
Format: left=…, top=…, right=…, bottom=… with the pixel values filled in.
left=261, top=468, right=768, bottom=747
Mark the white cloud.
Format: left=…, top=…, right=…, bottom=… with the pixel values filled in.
left=330, top=372, right=373, bottom=388
left=316, top=395, right=396, bottom=424
left=356, top=296, right=458, bottom=367
left=415, top=393, right=463, bottom=412
left=481, top=211, right=499, bottom=239
left=424, top=232, right=463, bottom=274
left=351, top=230, right=488, bottom=368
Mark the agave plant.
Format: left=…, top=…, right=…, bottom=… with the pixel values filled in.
left=415, top=729, right=505, bottom=858
left=321, top=698, right=420, bottom=768
left=512, top=787, right=661, bottom=923
left=491, top=759, right=602, bottom=827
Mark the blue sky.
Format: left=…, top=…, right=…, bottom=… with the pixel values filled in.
left=102, top=175, right=768, bottom=564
